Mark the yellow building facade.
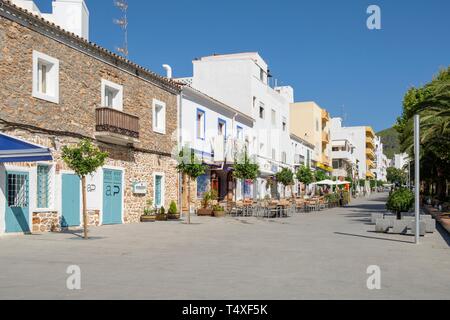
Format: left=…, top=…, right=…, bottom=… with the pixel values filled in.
left=290, top=102, right=332, bottom=173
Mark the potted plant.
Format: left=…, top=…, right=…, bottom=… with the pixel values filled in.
left=386, top=188, right=414, bottom=220
left=140, top=199, right=156, bottom=222
left=197, top=190, right=214, bottom=216
left=168, top=201, right=180, bottom=220
left=212, top=204, right=226, bottom=218
left=155, top=206, right=168, bottom=221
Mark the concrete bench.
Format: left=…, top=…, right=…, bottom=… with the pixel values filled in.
left=375, top=219, right=391, bottom=233
left=402, top=217, right=436, bottom=233
left=371, top=213, right=384, bottom=224
left=392, top=220, right=409, bottom=234
left=409, top=221, right=427, bottom=237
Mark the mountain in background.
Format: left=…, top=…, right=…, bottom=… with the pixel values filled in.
left=377, top=127, right=401, bottom=160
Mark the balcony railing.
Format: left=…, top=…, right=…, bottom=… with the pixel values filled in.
left=95, top=107, right=139, bottom=140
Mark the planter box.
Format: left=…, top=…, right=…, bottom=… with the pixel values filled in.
left=155, top=214, right=168, bottom=221
left=197, top=209, right=213, bottom=217
left=168, top=213, right=181, bottom=220
left=213, top=211, right=226, bottom=218
left=140, top=215, right=156, bottom=223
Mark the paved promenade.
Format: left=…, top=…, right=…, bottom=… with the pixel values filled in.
left=0, top=193, right=449, bottom=300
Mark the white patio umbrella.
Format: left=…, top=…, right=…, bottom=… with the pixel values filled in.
left=313, top=180, right=337, bottom=192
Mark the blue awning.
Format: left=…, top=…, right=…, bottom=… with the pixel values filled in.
left=0, top=133, right=53, bottom=163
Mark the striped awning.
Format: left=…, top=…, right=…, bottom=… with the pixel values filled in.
left=0, top=133, right=53, bottom=163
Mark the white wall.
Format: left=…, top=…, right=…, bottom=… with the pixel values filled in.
left=190, top=53, right=294, bottom=172
left=11, top=0, right=89, bottom=40
left=180, top=89, right=253, bottom=160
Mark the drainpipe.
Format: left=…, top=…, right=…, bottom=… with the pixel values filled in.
left=178, top=90, right=183, bottom=218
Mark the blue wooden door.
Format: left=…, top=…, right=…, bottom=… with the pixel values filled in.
left=103, top=169, right=122, bottom=225
left=5, top=171, right=30, bottom=233
left=61, top=174, right=81, bottom=228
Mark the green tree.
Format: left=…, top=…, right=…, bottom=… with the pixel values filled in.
left=62, top=139, right=108, bottom=239
left=296, top=165, right=314, bottom=196
left=386, top=167, right=407, bottom=186
left=386, top=188, right=414, bottom=220
left=176, top=146, right=206, bottom=225
left=233, top=147, right=260, bottom=201
left=276, top=167, right=294, bottom=198
left=395, top=67, right=450, bottom=199
left=314, top=170, right=328, bottom=182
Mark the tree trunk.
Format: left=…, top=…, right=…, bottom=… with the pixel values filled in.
left=81, top=176, right=88, bottom=240
left=187, top=177, right=191, bottom=225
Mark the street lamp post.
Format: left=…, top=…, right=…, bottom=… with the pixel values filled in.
left=414, top=114, right=420, bottom=245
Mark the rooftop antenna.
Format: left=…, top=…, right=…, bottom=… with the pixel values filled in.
left=113, top=0, right=129, bottom=58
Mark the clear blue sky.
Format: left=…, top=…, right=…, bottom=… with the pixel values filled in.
left=35, top=0, right=450, bottom=132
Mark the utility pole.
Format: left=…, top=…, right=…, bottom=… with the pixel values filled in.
left=414, top=115, right=420, bottom=245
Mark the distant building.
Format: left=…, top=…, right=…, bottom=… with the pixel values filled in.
left=372, top=136, right=388, bottom=182
left=330, top=118, right=376, bottom=181
left=331, top=139, right=356, bottom=180
left=394, top=153, right=409, bottom=170
left=290, top=102, right=332, bottom=175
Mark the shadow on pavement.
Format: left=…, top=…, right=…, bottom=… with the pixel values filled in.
left=335, top=232, right=412, bottom=244
left=436, top=224, right=450, bottom=247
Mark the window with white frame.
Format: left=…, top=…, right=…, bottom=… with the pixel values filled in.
left=101, top=79, right=123, bottom=110
left=272, top=148, right=276, bottom=161
left=237, top=126, right=244, bottom=140
left=32, top=51, right=59, bottom=103
left=153, top=99, right=166, bottom=134
left=271, top=109, right=276, bottom=126
left=37, top=164, right=52, bottom=209
left=282, top=117, right=287, bottom=132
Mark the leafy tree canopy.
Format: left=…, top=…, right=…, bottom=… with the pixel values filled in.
left=233, top=148, right=260, bottom=181
left=62, top=139, right=108, bottom=177
left=296, top=165, right=314, bottom=185
left=276, top=168, right=294, bottom=187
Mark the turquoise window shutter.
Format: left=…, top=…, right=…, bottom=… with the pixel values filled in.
left=37, top=165, right=50, bottom=208
left=155, top=175, right=162, bottom=207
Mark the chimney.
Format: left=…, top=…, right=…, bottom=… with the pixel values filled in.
left=11, top=0, right=89, bottom=40
left=48, top=0, right=90, bottom=40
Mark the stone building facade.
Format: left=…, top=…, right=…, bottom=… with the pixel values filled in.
left=0, top=1, right=180, bottom=234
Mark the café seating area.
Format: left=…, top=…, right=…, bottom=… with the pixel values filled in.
left=226, top=194, right=348, bottom=219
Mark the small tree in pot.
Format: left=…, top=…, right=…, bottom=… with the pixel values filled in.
left=386, top=188, right=414, bottom=220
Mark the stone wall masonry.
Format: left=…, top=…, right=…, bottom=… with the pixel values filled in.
left=0, top=16, right=178, bottom=156
left=32, top=211, right=59, bottom=233
left=2, top=128, right=179, bottom=227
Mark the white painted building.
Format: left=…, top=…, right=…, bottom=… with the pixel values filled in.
left=331, top=139, right=356, bottom=180
left=330, top=118, right=377, bottom=181
left=177, top=81, right=254, bottom=203
left=394, top=153, right=409, bottom=170
left=372, top=136, right=389, bottom=182
left=179, top=52, right=294, bottom=199
left=11, top=0, right=89, bottom=40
